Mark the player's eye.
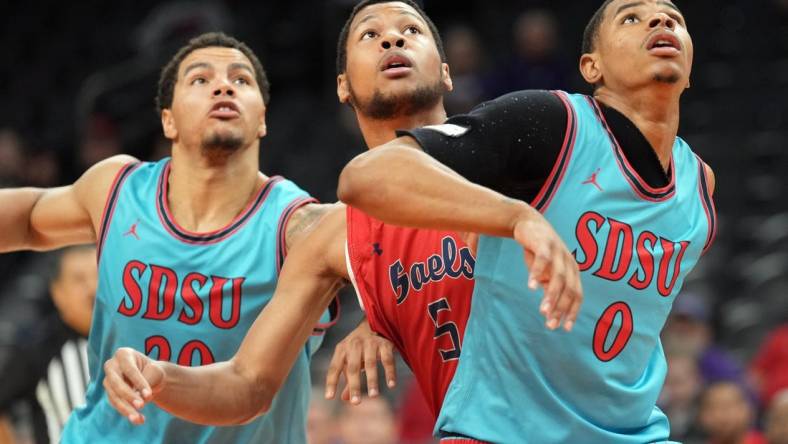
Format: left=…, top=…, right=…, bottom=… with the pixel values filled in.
left=190, top=77, right=207, bottom=85
left=404, top=25, right=421, bottom=35
left=233, top=77, right=250, bottom=86
left=622, top=14, right=639, bottom=24
left=361, top=30, right=378, bottom=40
left=668, top=13, right=685, bottom=26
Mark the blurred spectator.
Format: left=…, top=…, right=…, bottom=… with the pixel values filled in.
left=765, top=389, right=788, bottom=444
left=0, top=246, right=96, bottom=444
left=307, top=388, right=339, bottom=444
left=660, top=352, right=704, bottom=443
left=484, top=9, right=571, bottom=98
left=397, top=378, right=436, bottom=444
left=0, top=128, right=26, bottom=186
left=750, top=325, right=788, bottom=407
left=338, top=396, right=396, bottom=444
left=77, top=114, right=122, bottom=174
left=442, top=24, right=487, bottom=115
left=698, top=381, right=766, bottom=444
left=663, top=292, right=744, bottom=384
left=24, top=150, right=61, bottom=188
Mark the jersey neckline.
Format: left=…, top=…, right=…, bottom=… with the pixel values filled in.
left=155, top=160, right=282, bottom=244
left=587, top=97, right=677, bottom=202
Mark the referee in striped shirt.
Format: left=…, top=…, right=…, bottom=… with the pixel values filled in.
left=0, top=246, right=95, bottom=443
left=36, top=245, right=95, bottom=443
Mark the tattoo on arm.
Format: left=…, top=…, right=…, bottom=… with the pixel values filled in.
left=284, top=203, right=335, bottom=250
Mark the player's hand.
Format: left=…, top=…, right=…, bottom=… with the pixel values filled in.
left=103, top=347, right=165, bottom=425
left=325, top=318, right=397, bottom=405
left=513, top=207, right=583, bottom=332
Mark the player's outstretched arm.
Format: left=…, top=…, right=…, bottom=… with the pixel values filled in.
left=103, top=205, right=349, bottom=426
left=0, top=155, right=137, bottom=252
left=338, top=139, right=582, bottom=331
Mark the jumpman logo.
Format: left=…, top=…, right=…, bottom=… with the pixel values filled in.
left=372, top=243, right=383, bottom=256
left=582, top=168, right=603, bottom=192
left=124, top=220, right=140, bottom=240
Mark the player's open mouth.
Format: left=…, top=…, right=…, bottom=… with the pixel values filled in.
left=380, top=53, right=413, bottom=78
left=646, top=32, right=681, bottom=57
left=209, top=101, right=240, bottom=119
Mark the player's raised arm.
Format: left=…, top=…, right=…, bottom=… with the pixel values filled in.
left=0, top=155, right=137, bottom=252
left=103, top=205, right=349, bottom=425
left=337, top=92, right=582, bottom=330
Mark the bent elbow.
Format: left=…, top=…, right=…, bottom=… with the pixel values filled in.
left=238, top=394, right=272, bottom=425
left=235, top=382, right=273, bottom=425
left=337, top=155, right=371, bottom=205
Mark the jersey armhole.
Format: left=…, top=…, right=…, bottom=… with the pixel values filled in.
left=275, top=196, right=319, bottom=275
left=96, top=162, right=140, bottom=263
left=273, top=195, right=339, bottom=335
left=529, top=90, right=578, bottom=213
left=696, top=156, right=717, bottom=254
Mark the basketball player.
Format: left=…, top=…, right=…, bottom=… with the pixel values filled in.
left=100, top=0, right=581, bottom=428
left=0, top=32, right=339, bottom=443
left=338, top=0, right=716, bottom=442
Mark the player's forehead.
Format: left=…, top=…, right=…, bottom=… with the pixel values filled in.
left=604, top=0, right=682, bottom=19
left=178, top=47, right=253, bottom=77
left=350, top=2, right=428, bottom=32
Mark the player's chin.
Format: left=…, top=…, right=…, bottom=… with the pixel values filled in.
left=646, top=63, right=687, bottom=85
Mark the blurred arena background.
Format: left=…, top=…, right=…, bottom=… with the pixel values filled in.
left=1, top=1, right=788, bottom=443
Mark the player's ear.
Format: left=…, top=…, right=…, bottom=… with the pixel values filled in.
left=161, top=109, right=178, bottom=140
left=579, top=53, right=602, bottom=86
left=337, top=73, right=351, bottom=104
left=441, top=62, right=453, bottom=93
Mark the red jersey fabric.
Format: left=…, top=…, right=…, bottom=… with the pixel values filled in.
left=346, top=206, right=476, bottom=419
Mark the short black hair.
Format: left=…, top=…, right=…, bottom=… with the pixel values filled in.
left=156, top=32, right=270, bottom=114
left=581, top=0, right=616, bottom=55
left=336, top=0, right=446, bottom=76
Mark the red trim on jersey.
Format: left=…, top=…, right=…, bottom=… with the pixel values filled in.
left=588, top=97, right=676, bottom=202
left=155, top=161, right=281, bottom=245
left=531, top=90, right=578, bottom=213
left=311, top=298, right=341, bottom=336
left=275, top=196, right=319, bottom=275
left=440, top=437, right=490, bottom=443
left=97, top=162, right=141, bottom=262
left=695, top=155, right=717, bottom=254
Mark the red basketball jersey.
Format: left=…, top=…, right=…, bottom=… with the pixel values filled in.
left=346, top=206, right=476, bottom=419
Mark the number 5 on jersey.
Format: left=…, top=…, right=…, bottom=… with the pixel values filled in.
left=428, top=298, right=461, bottom=361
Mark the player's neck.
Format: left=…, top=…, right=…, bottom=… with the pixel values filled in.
left=594, top=87, right=681, bottom=173
left=167, top=144, right=265, bottom=232
left=356, top=104, right=447, bottom=148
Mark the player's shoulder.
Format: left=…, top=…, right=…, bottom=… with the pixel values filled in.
left=84, top=154, right=140, bottom=180
left=74, top=155, right=141, bottom=217
left=701, top=159, right=715, bottom=196
left=690, top=151, right=715, bottom=196
left=472, top=89, right=563, bottom=111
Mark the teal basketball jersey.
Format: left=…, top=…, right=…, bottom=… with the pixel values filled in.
left=436, top=92, right=716, bottom=443
left=61, top=158, right=332, bottom=443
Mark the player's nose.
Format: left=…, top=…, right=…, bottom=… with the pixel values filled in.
left=380, top=30, right=405, bottom=50
left=212, top=78, right=236, bottom=97
left=648, top=12, right=676, bottom=30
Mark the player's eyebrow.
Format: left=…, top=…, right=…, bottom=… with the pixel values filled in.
left=353, top=10, right=425, bottom=32
left=615, top=1, right=682, bottom=16
left=228, top=63, right=254, bottom=76
left=183, top=62, right=211, bottom=77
